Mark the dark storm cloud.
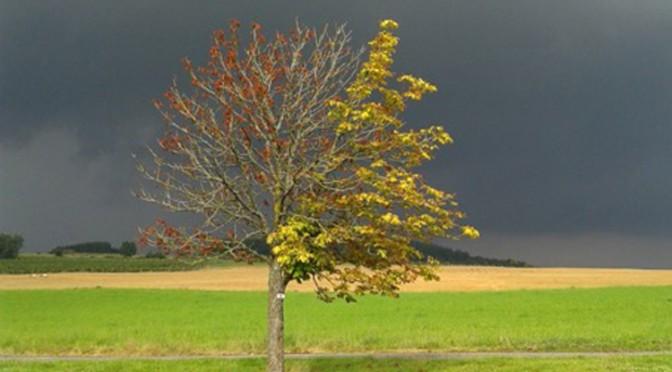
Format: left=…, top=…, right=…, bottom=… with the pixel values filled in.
left=1, top=0, right=671, bottom=266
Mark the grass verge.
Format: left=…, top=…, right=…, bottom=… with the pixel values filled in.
left=1, top=356, right=672, bottom=371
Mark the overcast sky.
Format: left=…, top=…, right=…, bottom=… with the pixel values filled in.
left=1, top=1, right=671, bottom=267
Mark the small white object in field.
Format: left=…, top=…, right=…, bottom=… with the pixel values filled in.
left=31, top=274, right=37, bottom=278
left=41, top=273, right=48, bottom=278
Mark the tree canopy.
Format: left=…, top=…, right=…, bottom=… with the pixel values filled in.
left=0, top=233, right=23, bottom=259
left=137, top=20, right=478, bottom=300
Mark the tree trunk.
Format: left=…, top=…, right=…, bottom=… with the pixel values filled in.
left=267, top=260, right=286, bottom=372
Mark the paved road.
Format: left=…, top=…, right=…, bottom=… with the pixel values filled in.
left=2, top=351, right=671, bottom=362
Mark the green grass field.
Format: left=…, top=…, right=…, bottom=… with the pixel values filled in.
left=2, top=355, right=672, bottom=372
left=0, top=255, right=207, bottom=274
left=2, top=286, right=672, bottom=356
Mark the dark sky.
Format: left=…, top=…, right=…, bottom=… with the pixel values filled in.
left=2, top=1, right=671, bottom=267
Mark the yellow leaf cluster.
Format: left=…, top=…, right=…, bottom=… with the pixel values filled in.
left=267, top=217, right=318, bottom=265
left=266, top=19, right=478, bottom=300
left=398, top=75, right=438, bottom=100
left=461, top=225, right=480, bottom=239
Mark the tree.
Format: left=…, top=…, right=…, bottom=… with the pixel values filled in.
left=50, top=241, right=116, bottom=255
left=136, top=19, right=478, bottom=372
left=0, top=233, right=24, bottom=259
left=119, top=241, right=137, bottom=257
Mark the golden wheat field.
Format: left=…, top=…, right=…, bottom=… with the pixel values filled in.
left=3, top=265, right=672, bottom=292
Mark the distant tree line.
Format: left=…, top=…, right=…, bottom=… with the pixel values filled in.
left=0, top=233, right=24, bottom=259
left=6, top=235, right=526, bottom=266
left=51, top=241, right=116, bottom=255
left=50, top=241, right=137, bottom=257
left=410, top=241, right=530, bottom=267
left=243, top=238, right=529, bottom=267
left=119, top=241, right=138, bottom=257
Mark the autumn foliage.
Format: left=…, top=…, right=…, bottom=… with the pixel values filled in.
left=138, top=19, right=478, bottom=300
